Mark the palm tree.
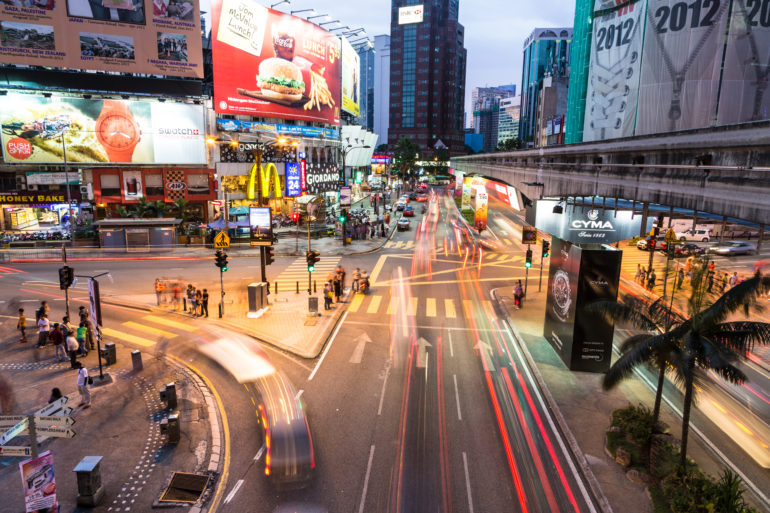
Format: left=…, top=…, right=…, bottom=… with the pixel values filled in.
left=595, top=262, right=770, bottom=472
left=134, top=196, right=154, bottom=218
left=153, top=200, right=169, bottom=218
left=114, top=205, right=132, bottom=218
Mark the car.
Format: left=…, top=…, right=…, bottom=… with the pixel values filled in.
left=400, top=195, right=410, bottom=203
left=673, top=243, right=705, bottom=257
left=708, top=241, right=756, bottom=256
left=676, top=228, right=712, bottom=242
left=403, top=206, right=415, bottom=217
left=416, top=193, right=429, bottom=202
left=408, top=192, right=417, bottom=200
left=395, top=201, right=406, bottom=211
left=636, top=236, right=667, bottom=251
left=397, top=218, right=410, bottom=231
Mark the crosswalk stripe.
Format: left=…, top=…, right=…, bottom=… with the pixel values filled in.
left=367, top=295, right=382, bottom=314
left=426, top=297, right=436, bottom=317
left=101, top=327, right=154, bottom=347
left=349, top=294, right=364, bottom=313
left=143, top=315, right=199, bottom=332
left=410, top=297, right=418, bottom=316
left=122, top=321, right=177, bottom=339
left=445, top=299, right=456, bottom=318
left=386, top=297, right=396, bottom=315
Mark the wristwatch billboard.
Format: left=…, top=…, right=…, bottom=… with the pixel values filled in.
left=551, top=247, right=573, bottom=322
left=95, top=100, right=141, bottom=163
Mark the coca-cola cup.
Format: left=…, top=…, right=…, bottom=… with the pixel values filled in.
left=273, top=21, right=295, bottom=60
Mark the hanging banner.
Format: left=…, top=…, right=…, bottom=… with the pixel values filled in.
left=461, top=176, right=472, bottom=210
left=716, top=0, right=770, bottom=125
left=474, top=191, right=488, bottom=231
left=636, top=0, right=731, bottom=135
left=583, top=0, right=646, bottom=142
left=19, top=450, right=57, bottom=513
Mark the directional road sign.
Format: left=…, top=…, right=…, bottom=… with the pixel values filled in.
left=0, top=445, right=33, bottom=457
left=34, top=427, right=75, bottom=439
left=0, top=417, right=28, bottom=445
left=34, top=416, right=75, bottom=428
left=214, top=231, right=230, bottom=249
left=36, top=397, right=68, bottom=418
left=0, top=416, right=27, bottom=429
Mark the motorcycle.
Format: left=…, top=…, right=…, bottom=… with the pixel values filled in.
left=358, top=278, right=370, bottom=294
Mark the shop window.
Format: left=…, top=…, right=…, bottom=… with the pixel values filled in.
left=145, top=172, right=163, bottom=197
left=100, top=174, right=120, bottom=196
left=187, top=174, right=210, bottom=195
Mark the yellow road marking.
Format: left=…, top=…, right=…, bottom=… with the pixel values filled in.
left=463, top=300, right=474, bottom=318
left=143, top=315, right=198, bottom=332
left=386, top=297, right=396, bottom=315
left=100, top=327, right=154, bottom=347
left=367, top=295, right=383, bottom=314
left=123, top=321, right=177, bottom=339
left=445, top=299, right=456, bottom=318
left=426, top=297, right=437, bottom=317
left=410, top=297, right=418, bottom=316
left=369, top=254, right=389, bottom=286
left=349, top=294, right=364, bottom=313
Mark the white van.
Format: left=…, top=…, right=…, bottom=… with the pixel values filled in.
left=676, top=229, right=712, bottom=242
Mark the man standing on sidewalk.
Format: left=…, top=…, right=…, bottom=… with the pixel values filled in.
left=17, top=308, right=27, bottom=343
left=37, top=312, right=50, bottom=347
left=75, top=362, right=90, bottom=408
left=49, top=323, right=66, bottom=362
left=202, top=289, right=209, bottom=318
left=647, top=269, right=657, bottom=291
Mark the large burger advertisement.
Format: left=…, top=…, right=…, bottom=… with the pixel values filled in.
left=211, top=0, right=341, bottom=125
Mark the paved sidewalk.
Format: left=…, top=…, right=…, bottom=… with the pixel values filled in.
left=492, top=286, right=731, bottom=513
left=0, top=325, right=217, bottom=513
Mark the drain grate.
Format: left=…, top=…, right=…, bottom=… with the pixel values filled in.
left=159, top=472, right=210, bottom=503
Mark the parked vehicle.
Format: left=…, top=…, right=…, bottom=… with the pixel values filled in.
left=708, top=241, right=756, bottom=256
left=403, top=206, right=415, bottom=217
left=397, top=218, right=410, bottom=231
left=676, top=229, right=712, bottom=242
left=395, top=201, right=406, bottom=211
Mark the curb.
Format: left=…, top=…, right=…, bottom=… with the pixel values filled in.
left=490, top=288, right=615, bottom=513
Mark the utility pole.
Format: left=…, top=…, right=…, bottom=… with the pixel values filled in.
left=61, top=245, right=70, bottom=318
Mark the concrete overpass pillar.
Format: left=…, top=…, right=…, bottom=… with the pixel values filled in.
left=720, top=216, right=727, bottom=243
left=640, top=202, right=649, bottom=237
left=692, top=211, right=698, bottom=231
left=758, top=224, right=764, bottom=254
left=668, top=205, right=674, bottom=227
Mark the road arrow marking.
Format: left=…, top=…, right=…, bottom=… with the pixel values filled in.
left=416, top=337, right=432, bottom=369
left=349, top=332, right=373, bottom=364
left=475, top=340, right=495, bottom=372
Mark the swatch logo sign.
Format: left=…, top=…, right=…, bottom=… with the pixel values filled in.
left=158, top=127, right=200, bottom=138
left=6, top=137, right=32, bottom=160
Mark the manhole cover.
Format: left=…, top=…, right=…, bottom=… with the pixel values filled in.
left=159, top=472, right=209, bottom=503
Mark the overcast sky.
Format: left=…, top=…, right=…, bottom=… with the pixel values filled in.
left=201, top=0, right=576, bottom=121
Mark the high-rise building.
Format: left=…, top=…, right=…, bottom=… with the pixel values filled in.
left=373, top=35, right=391, bottom=148
left=565, top=0, right=591, bottom=144
left=388, top=0, right=467, bottom=154
left=497, top=96, right=521, bottom=144
left=472, top=85, right=516, bottom=152
left=520, top=27, right=572, bottom=146
left=356, top=40, right=376, bottom=133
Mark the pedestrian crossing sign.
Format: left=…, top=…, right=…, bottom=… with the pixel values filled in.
left=214, top=231, right=230, bottom=248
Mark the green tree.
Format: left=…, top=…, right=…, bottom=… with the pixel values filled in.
left=496, top=138, right=522, bottom=151
left=375, top=143, right=389, bottom=153
left=433, top=147, right=450, bottom=174
left=595, top=263, right=770, bottom=472
left=152, top=200, right=169, bottom=218
left=393, top=137, right=421, bottom=177
left=133, top=196, right=154, bottom=218
left=114, top=205, right=132, bottom=218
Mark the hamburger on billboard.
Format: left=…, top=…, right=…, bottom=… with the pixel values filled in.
left=211, top=0, right=341, bottom=125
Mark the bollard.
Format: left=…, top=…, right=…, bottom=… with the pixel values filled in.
left=74, top=456, right=105, bottom=507
left=160, top=382, right=177, bottom=409
left=314, top=280, right=317, bottom=293
left=100, top=342, right=117, bottom=366
left=160, top=412, right=180, bottom=444
left=296, top=281, right=299, bottom=294
left=275, top=282, right=278, bottom=295
left=131, top=350, right=143, bottom=371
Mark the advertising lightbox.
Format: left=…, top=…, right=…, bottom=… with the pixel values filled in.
left=285, top=162, right=301, bottom=197
left=211, top=0, right=341, bottom=125
left=0, top=94, right=206, bottom=164
left=249, top=206, right=272, bottom=247
left=398, top=4, right=424, bottom=24
left=341, top=37, right=360, bottom=117
left=0, top=0, right=202, bottom=77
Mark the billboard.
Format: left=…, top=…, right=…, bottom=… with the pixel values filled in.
left=211, top=0, right=341, bottom=125
left=285, top=162, right=301, bottom=197
left=19, top=451, right=57, bottom=513
left=398, top=4, right=424, bottom=24
left=249, top=206, right=272, bottom=247
left=215, top=118, right=338, bottom=139
left=341, top=37, right=360, bottom=117
left=474, top=192, right=488, bottom=231
left=0, top=0, right=202, bottom=77
left=0, top=94, right=206, bottom=164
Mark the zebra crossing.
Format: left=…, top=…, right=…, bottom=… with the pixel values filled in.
left=101, top=314, right=196, bottom=348
left=271, top=255, right=342, bottom=285
left=346, top=293, right=494, bottom=320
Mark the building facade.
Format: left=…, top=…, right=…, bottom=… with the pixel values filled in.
left=564, top=0, right=592, bottom=145
left=520, top=27, right=572, bottom=146
left=373, top=35, right=392, bottom=149
left=472, top=85, right=516, bottom=152
left=388, top=0, right=467, bottom=154
left=356, top=40, right=376, bottom=133
left=497, top=96, right=521, bottom=144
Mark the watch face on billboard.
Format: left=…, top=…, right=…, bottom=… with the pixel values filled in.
left=398, top=4, right=424, bottom=24
left=211, top=0, right=341, bottom=125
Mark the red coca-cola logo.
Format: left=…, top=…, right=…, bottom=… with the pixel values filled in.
left=6, top=137, right=33, bottom=160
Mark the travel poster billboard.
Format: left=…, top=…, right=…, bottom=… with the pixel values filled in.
left=0, top=0, right=202, bottom=77
left=341, top=36, right=360, bottom=116
left=211, top=0, right=341, bottom=124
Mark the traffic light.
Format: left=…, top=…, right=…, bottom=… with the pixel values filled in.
left=265, top=246, right=275, bottom=266
left=58, top=265, right=74, bottom=290
left=542, top=240, right=550, bottom=258
left=291, top=212, right=299, bottom=223
left=338, top=209, right=347, bottom=224
left=525, top=248, right=533, bottom=268
left=649, top=239, right=656, bottom=250
left=306, top=250, right=320, bottom=272
left=653, top=215, right=664, bottom=236
left=215, top=250, right=229, bottom=271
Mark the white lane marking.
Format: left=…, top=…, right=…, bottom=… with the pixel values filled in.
left=453, top=374, right=462, bottom=421
left=377, top=362, right=391, bottom=416
left=169, top=267, right=184, bottom=271
left=448, top=328, right=454, bottom=357
left=463, top=452, right=475, bottom=513
left=296, top=389, right=304, bottom=400
left=223, top=479, right=244, bottom=504
left=308, top=311, right=349, bottom=381
left=254, top=444, right=265, bottom=462
left=20, top=299, right=37, bottom=302
left=357, top=445, right=376, bottom=513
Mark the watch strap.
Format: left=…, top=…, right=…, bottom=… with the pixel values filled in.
left=102, top=100, right=132, bottom=117
left=105, top=147, right=135, bottom=163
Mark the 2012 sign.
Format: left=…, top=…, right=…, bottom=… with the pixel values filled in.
left=653, top=0, right=721, bottom=33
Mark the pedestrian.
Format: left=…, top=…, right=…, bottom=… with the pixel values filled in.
left=17, top=308, right=27, bottom=343
left=647, top=269, right=657, bottom=290
left=36, top=301, right=49, bottom=323
left=48, top=387, right=63, bottom=404
left=323, top=282, right=332, bottom=310
left=173, top=282, right=182, bottom=311
left=352, top=267, right=361, bottom=292
left=74, top=362, right=90, bottom=408
left=635, top=265, right=644, bottom=284
left=513, top=280, right=523, bottom=309
left=80, top=314, right=95, bottom=351
left=676, top=268, right=685, bottom=290
left=708, top=261, right=715, bottom=274
left=186, top=284, right=194, bottom=311
left=337, top=265, right=346, bottom=290
left=707, top=271, right=714, bottom=293
left=49, top=323, right=66, bottom=362
left=77, top=321, right=89, bottom=356
left=195, top=289, right=203, bottom=316
left=720, top=273, right=728, bottom=293
left=333, top=274, right=342, bottom=303
left=155, top=278, right=165, bottom=305
left=729, top=272, right=739, bottom=288
left=202, top=289, right=209, bottom=318
left=37, top=312, right=50, bottom=347
left=67, top=330, right=80, bottom=369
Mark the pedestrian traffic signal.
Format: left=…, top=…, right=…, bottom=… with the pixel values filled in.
left=215, top=250, right=229, bottom=271
left=649, top=239, right=656, bottom=249
left=306, top=250, right=320, bottom=272
left=653, top=215, right=664, bottom=236
left=58, top=265, right=74, bottom=290
left=265, top=246, right=275, bottom=266
left=525, top=248, right=533, bottom=268
left=291, top=212, right=299, bottom=223
left=338, top=209, right=347, bottom=224
left=542, top=240, right=550, bottom=258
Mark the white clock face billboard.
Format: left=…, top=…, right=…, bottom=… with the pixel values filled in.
left=398, top=5, right=424, bottom=24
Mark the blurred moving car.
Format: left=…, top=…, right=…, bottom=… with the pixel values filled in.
left=254, top=371, right=315, bottom=489
left=408, top=192, right=417, bottom=200
left=673, top=243, right=705, bottom=257
left=416, top=193, right=429, bottom=202
left=397, top=218, right=410, bottom=231
left=403, top=205, right=415, bottom=217
left=708, top=241, right=756, bottom=256
left=395, top=201, right=406, bottom=211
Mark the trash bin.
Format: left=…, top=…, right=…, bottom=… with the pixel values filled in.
left=73, top=456, right=105, bottom=506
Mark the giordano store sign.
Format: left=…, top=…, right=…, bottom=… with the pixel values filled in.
left=1, top=192, right=69, bottom=204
